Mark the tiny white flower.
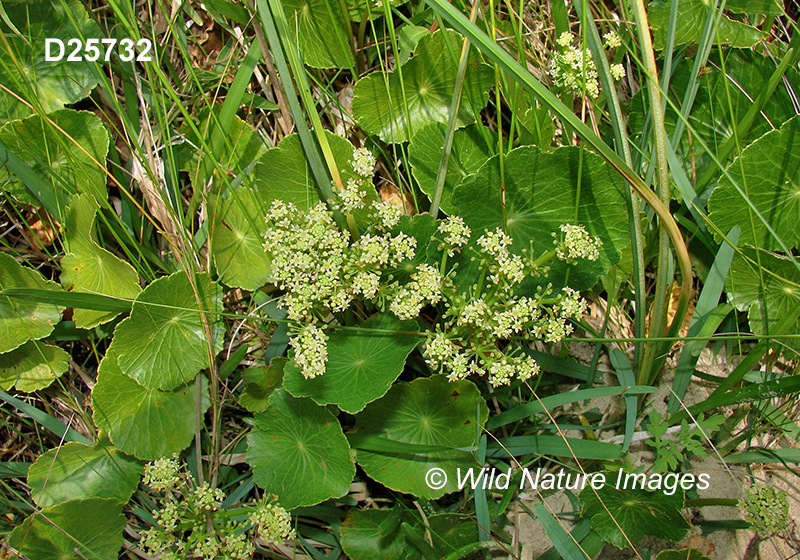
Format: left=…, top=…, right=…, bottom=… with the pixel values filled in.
left=290, top=324, right=328, bottom=379
left=249, top=503, right=295, bottom=544
left=372, top=200, right=402, bottom=229
left=603, top=31, right=622, bottom=49
left=338, top=178, right=366, bottom=212
left=557, top=31, right=574, bottom=48
left=351, top=147, right=376, bottom=178
left=438, top=216, right=471, bottom=255
left=555, top=223, right=602, bottom=263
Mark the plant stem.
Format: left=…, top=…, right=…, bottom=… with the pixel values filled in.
left=630, top=0, right=675, bottom=386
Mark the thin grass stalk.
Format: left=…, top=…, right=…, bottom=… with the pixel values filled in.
left=572, top=0, right=647, bottom=373
left=382, top=0, right=414, bottom=143
left=696, top=40, right=800, bottom=192
left=487, top=0, right=507, bottom=212
left=267, top=0, right=343, bottom=195
left=429, top=6, right=475, bottom=217
left=670, top=0, right=727, bottom=147
left=252, top=0, right=333, bottom=204
left=629, top=0, right=674, bottom=386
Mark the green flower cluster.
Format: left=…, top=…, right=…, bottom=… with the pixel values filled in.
left=262, top=149, right=601, bottom=386
left=262, top=196, right=420, bottom=378
left=422, top=225, right=594, bottom=387
left=738, top=484, right=790, bottom=537
left=548, top=31, right=625, bottom=99
left=138, top=458, right=293, bottom=559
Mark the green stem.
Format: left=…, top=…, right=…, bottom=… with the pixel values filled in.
left=429, top=4, right=476, bottom=217
left=630, top=0, right=673, bottom=387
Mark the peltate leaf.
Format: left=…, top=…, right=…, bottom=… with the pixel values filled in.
left=0, top=340, right=68, bottom=392
left=580, top=477, right=690, bottom=548
left=649, top=0, right=765, bottom=49
left=0, top=1, right=101, bottom=122
left=340, top=508, right=415, bottom=560
left=283, top=314, right=420, bottom=414
left=60, top=194, right=141, bottom=328
left=340, top=509, right=475, bottom=560
left=0, top=109, right=109, bottom=207
left=725, top=0, right=783, bottom=14
left=207, top=188, right=271, bottom=291
left=726, top=249, right=800, bottom=354
left=452, top=145, right=628, bottom=291
left=7, top=498, right=125, bottom=560
left=110, top=272, right=223, bottom=390
left=92, top=350, right=210, bottom=461
left=27, top=440, right=142, bottom=508
left=177, top=107, right=265, bottom=190
left=247, top=389, right=355, bottom=509
left=354, top=375, right=487, bottom=499
left=708, top=115, right=800, bottom=252
left=282, top=0, right=354, bottom=69
left=409, top=122, right=493, bottom=215
left=352, top=29, right=494, bottom=143
left=239, top=358, right=285, bottom=413
left=251, top=131, right=377, bottom=217
left=0, top=252, right=62, bottom=353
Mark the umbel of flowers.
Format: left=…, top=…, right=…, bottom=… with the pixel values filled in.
left=138, top=455, right=294, bottom=559
left=548, top=30, right=625, bottom=98
left=262, top=148, right=602, bottom=387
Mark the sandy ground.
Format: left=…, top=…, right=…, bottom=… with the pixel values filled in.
left=505, top=344, right=800, bottom=559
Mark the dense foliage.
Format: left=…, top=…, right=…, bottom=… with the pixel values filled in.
left=1, top=0, right=799, bottom=558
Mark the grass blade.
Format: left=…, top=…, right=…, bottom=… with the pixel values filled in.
left=533, top=504, right=590, bottom=560
left=0, top=390, right=92, bottom=446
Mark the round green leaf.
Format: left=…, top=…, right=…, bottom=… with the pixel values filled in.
left=239, top=358, right=285, bottom=413
left=580, top=478, right=690, bottom=548
left=340, top=509, right=416, bottom=560
left=0, top=1, right=101, bottom=122
left=352, top=29, right=494, bottom=144
left=27, top=441, right=142, bottom=508
left=0, top=109, right=109, bottom=207
left=251, top=131, right=377, bottom=218
left=110, top=272, right=223, bottom=391
left=409, top=122, right=493, bottom=215
left=354, top=375, right=488, bottom=499
left=0, top=340, right=68, bottom=392
left=281, top=0, right=354, bottom=69
left=709, top=115, right=800, bottom=252
left=452, top=145, right=628, bottom=291
left=340, top=510, right=475, bottom=560
left=207, top=188, right=271, bottom=291
left=726, top=0, right=782, bottom=14
left=649, top=0, right=765, bottom=49
left=7, top=498, right=125, bottom=560
left=726, top=249, right=800, bottom=354
left=630, top=51, right=799, bottom=183
left=0, top=252, right=63, bottom=354
left=247, top=389, right=355, bottom=510
left=60, top=194, right=141, bottom=328
left=283, top=314, right=420, bottom=414
left=177, top=108, right=265, bottom=190
left=92, top=350, right=210, bottom=461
